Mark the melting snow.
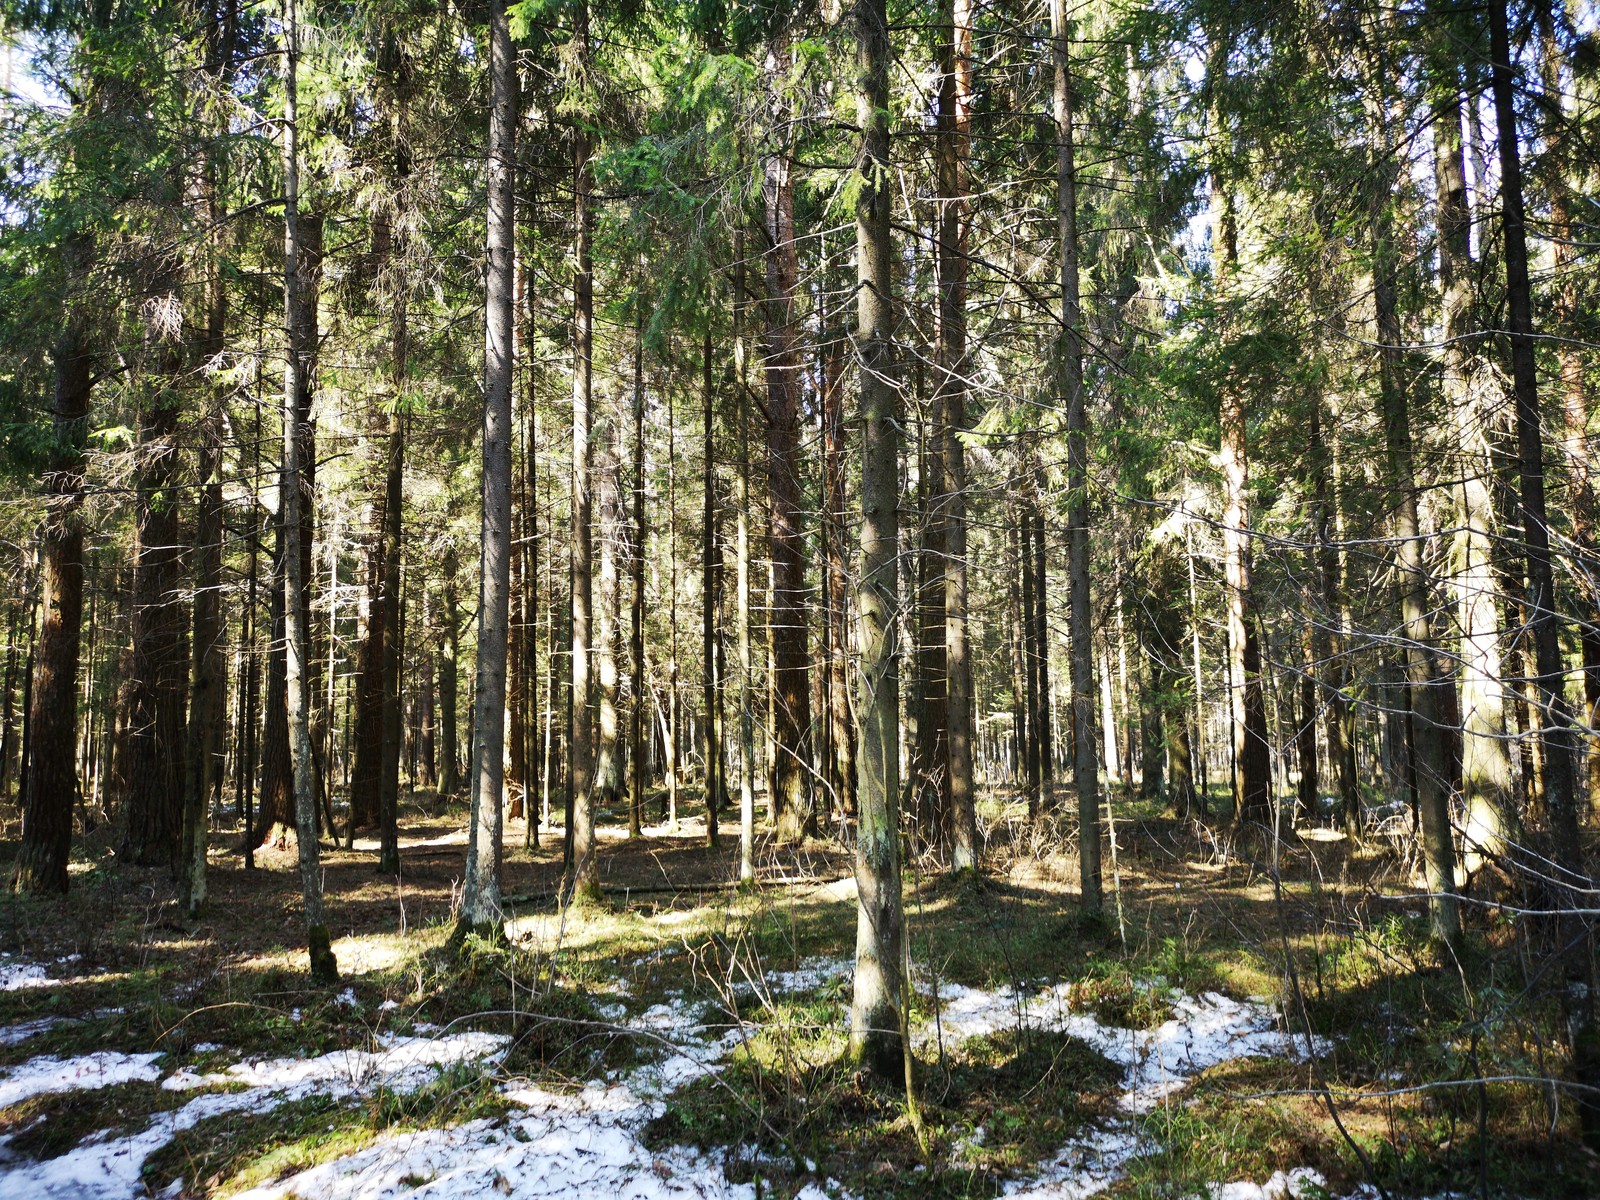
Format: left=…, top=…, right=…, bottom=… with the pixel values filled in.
left=229, top=1080, right=755, bottom=1200
left=0, top=958, right=51, bottom=991
left=0, top=1017, right=60, bottom=1047
left=161, top=1032, right=510, bottom=1097
left=0, top=1032, right=510, bottom=1200
left=0, top=1051, right=165, bottom=1109
left=0, top=953, right=1345, bottom=1200
left=920, top=983, right=1319, bottom=1113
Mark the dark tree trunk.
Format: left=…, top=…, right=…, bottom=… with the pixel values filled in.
left=761, top=43, right=814, bottom=844
left=702, top=325, right=722, bottom=846
left=14, top=309, right=92, bottom=894
left=567, top=0, right=599, bottom=902
left=940, top=0, right=977, bottom=871
left=1489, top=0, right=1597, bottom=1141
left=119, top=258, right=191, bottom=870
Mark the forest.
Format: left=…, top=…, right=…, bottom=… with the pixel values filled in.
left=0, top=0, right=1597, bottom=1196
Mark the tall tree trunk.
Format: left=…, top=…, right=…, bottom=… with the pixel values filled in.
left=912, top=409, right=947, bottom=848
left=1364, top=35, right=1457, bottom=943
left=460, top=0, right=516, bottom=932
left=1310, top=389, right=1359, bottom=835
left=1053, top=0, right=1097, bottom=902
left=14, top=271, right=92, bottom=894
left=630, top=296, right=647, bottom=839
left=281, top=0, right=335, bottom=981
left=1489, top=0, right=1597, bottom=1141
left=702, top=324, right=722, bottom=846
left=253, top=211, right=323, bottom=852
left=1431, top=36, right=1514, bottom=876
left=939, top=0, right=976, bottom=872
left=761, top=34, right=814, bottom=843
left=1030, top=499, right=1054, bottom=797
left=849, top=0, right=904, bottom=1080
left=595, top=412, right=623, bottom=813
left=181, top=44, right=233, bottom=909
left=823, top=304, right=857, bottom=820
left=377, top=410, right=403, bottom=873
left=735, top=243, right=757, bottom=882
left=350, top=513, right=384, bottom=832
left=119, top=257, right=190, bottom=870
left=1540, top=3, right=1600, bottom=818
left=568, top=0, right=599, bottom=902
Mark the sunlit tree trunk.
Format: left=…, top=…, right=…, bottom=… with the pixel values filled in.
left=460, top=0, right=516, bottom=932
left=568, top=0, right=599, bottom=902
left=1430, top=38, right=1514, bottom=877
left=849, top=0, right=904, bottom=1080
left=281, top=0, right=335, bottom=980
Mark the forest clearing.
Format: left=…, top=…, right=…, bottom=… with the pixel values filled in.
left=3, top=0, right=1600, bottom=1195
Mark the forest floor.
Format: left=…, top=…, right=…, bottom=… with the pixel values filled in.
left=0, top=787, right=1594, bottom=1199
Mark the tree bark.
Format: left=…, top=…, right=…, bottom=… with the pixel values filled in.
left=938, top=0, right=976, bottom=872
left=761, top=34, right=814, bottom=843
left=1053, top=0, right=1098, bottom=903
left=1431, top=36, right=1514, bottom=876
left=1363, top=34, right=1457, bottom=943
left=629, top=296, right=647, bottom=839
left=1489, top=0, right=1597, bottom=1140
left=702, top=324, right=722, bottom=846
left=14, top=278, right=92, bottom=894
left=119, top=256, right=190, bottom=870
left=849, top=0, right=904, bottom=1080
left=281, top=0, right=335, bottom=981
left=568, top=0, right=599, bottom=903
left=460, top=0, right=516, bottom=932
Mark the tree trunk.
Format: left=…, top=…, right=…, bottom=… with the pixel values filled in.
left=568, top=0, right=599, bottom=903
left=735, top=241, right=757, bottom=882
left=761, top=35, right=814, bottom=843
left=1364, top=38, right=1457, bottom=943
left=1489, top=0, right=1597, bottom=1141
left=849, top=0, right=904, bottom=1080
left=1431, top=38, right=1514, bottom=876
left=119, top=257, right=190, bottom=870
left=14, top=286, right=92, bottom=894
left=377, top=410, right=403, bottom=873
left=1051, top=0, right=1098, bottom=899
left=936, top=0, right=975, bottom=868
left=1540, top=3, right=1600, bottom=818
left=1019, top=506, right=1040, bottom=817
left=460, top=0, right=516, bottom=932
left=702, top=324, right=722, bottom=846
left=281, top=0, right=335, bottom=981
left=438, top=548, right=460, bottom=798
left=823, top=303, right=856, bottom=820
left=628, top=297, right=647, bottom=838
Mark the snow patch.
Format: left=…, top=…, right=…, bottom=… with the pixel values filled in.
left=0, top=1018, right=60, bottom=1047
left=919, top=982, right=1319, bottom=1114
left=162, top=1031, right=509, bottom=1097
left=229, top=1079, right=758, bottom=1200
left=0, top=1031, right=511, bottom=1200
left=0, top=958, right=51, bottom=992
left=0, top=1051, right=164, bottom=1109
